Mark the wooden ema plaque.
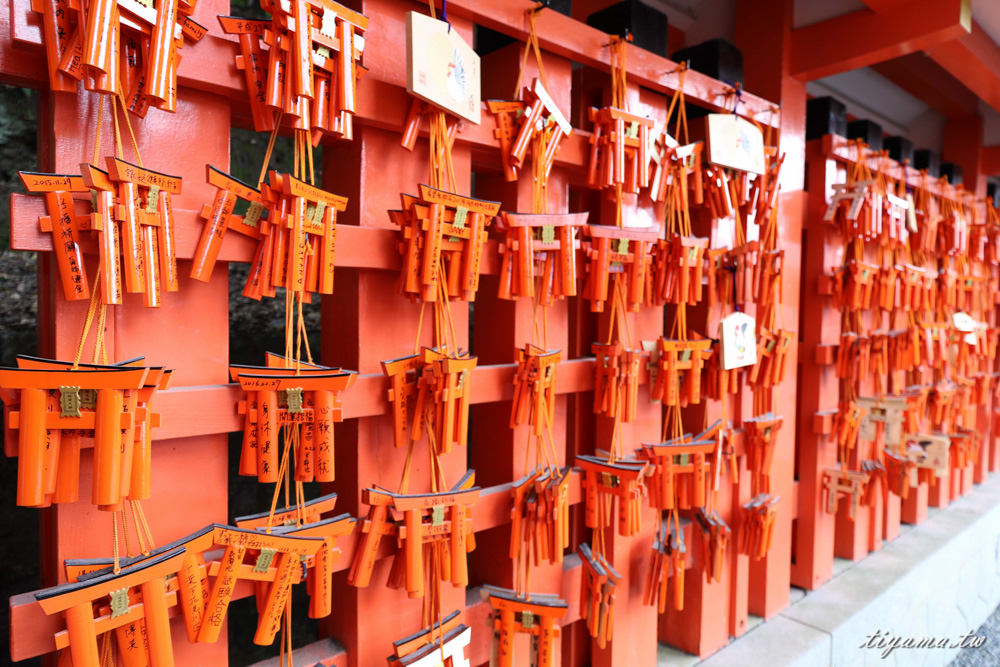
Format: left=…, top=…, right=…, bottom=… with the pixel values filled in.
left=388, top=616, right=472, bottom=667
left=902, top=433, right=951, bottom=482
left=406, top=11, right=480, bottom=124
left=884, top=450, right=917, bottom=499
left=10, top=355, right=171, bottom=504
left=822, top=468, right=869, bottom=520
left=20, top=160, right=182, bottom=307
left=231, top=358, right=356, bottom=483
left=856, top=396, right=906, bottom=447
left=192, top=170, right=348, bottom=302
left=348, top=471, right=479, bottom=596
left=509, top=467, right=571, bottom=566
left=748, top=328, right=794, bottom=389
left=705, top=114, right=765, bottom=176
left=575, top=455, right=647, bottom=537
left=486, top=78, right=573, bottom=183
left=693, top=508, right=730, bottom=585
left=28, top=0, right=206, bottom=109
left=381, top=347, right=476, bottom=453
left=482, top=585, right=567, bottom=667
left=269, top=514, right=357, bottom=620
left=389, top=185, right=501, bottom=303
left=649, top=138, right=702, bottom=206
left=497, top=212, right=588, bottom=304
left=744, top=413, right=783, bottom=496
left=720, top=241, right=761, bottom=308
left=591, top=342, right=642, bottom=422
left=577, top=543, right=620, bottom=649
left=18, top=171, right=91, bottom=301
left=581, top=224, right=658, bottom=313
left=643, top=517, right=687, bottom=613
left=49, top=510, right=352, bottom=658
left=950, top=428, right=981, bottom=471
left=36, top=547, right=188, bottom=667
left=510, top=345, right=560, bottom=436
left=649, top=234, right=709, bottom=307
left=637, top=420, right=723, bottom=511
left=0, top=360, right=172, bottom=509
left=486, top=99, right=526, bottom=182
left=649, top=336, right=713, bottom=407
left=219, top=0, right=368, bottom=138
left=739, top=493, right=779, bottom=561
left=197, top=524, right=326, bottom=645
left=189, top=166, right=267, bottom=284
left=58, top=551, right=178, bottom=667
left=233, top=491, right=339, bottom=529
left=586, top=106, right=655, bottom=194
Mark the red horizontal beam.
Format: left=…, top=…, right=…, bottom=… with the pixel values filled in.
left=820, top=134, right=979, bottom=205
left=870, top=53, right=979, bottom=119
left=8, top=473, right=586, bottom=661
left=790, top=0, right=970, bottom=81
left=11, top=488, right=700, bottom=664
left=9, top=195, right=414, bottom=270
left=927, top=19, right=1000, bottom=116
left=11, top=357, right=600, bottom=444
left=438, top=0, right=778, bottom=125
left=4, top=0, right=778, bottom=127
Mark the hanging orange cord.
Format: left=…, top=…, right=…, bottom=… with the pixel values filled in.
left=610, top=36, right=629, bottom=228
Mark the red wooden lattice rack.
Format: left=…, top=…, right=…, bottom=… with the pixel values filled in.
left=10, top=0, right=963, bottom=665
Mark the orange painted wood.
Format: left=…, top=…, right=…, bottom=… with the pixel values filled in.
left=319, top=6, right=474, bottom=663
left=469, top=41, right=573, bottom=624
left=438, top=1, right=778, bottom=126
left=1, top=0, right=795, bottom=663
left=944, top=115, right=987, bottom=198
left=791, top=141, right=843, bottom=590
left=871, top=53, right=979, bottom=120
left=789, top=0, right=970, bottom=81
left=735, top=0, right=803, bottom=620
left=4, top=1, right=232, bottom=664
left=926, top=19, right=1000, bottom=117
left=821, top=134, right=979, bottom=204
left=901, top=480, right=929, bottom=524
left=928, top=471, right=951, bottom=508
left=9, top=474, right=589, bottom=661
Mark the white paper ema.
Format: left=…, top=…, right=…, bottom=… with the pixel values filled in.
left=706, top=114, right=765, bottom=175
left=406, top=12, right=481, bottom=124
left=719, top=311, right=757, bottom=370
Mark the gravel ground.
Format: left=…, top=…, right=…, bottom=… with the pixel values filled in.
left=950, top=604, right=1000, bottom=666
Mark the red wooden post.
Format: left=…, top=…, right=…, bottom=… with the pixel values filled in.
left=735, top=0, right=802, bottom=619
left=788, top=140, right=843, bottom=590
left=321, top=4, right=473, bottom=665
left=944, top=115, right=994, bottom=488
left=471, top=38, right=573, bottom=625
left=14, top=0, right=233, bottom=661
left=583, top=76, right=661, bottom=667
left=4, top=0, right=794, bottom=663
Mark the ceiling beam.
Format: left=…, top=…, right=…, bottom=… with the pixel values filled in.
left=926, top=21, right=1000, bottom=115
left=790, top=0, right=971, bottom=81
left=870, top=53, right=979, bottom=118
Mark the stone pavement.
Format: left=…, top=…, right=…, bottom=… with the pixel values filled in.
left=949, top=603, right=1000, bottom=666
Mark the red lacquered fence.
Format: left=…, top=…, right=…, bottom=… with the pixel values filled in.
left=2, top=0, right=997, bottom=666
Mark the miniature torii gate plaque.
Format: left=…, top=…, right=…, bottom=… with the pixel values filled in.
left=857, top=395, right=907, bottom=446
left=497, top=212, right=588, bottom=304
left=349, top=475, right=479, bottom=596
left=389, top=186, right=501, bottom=303
left=482, top=585, right=567, bottom=667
